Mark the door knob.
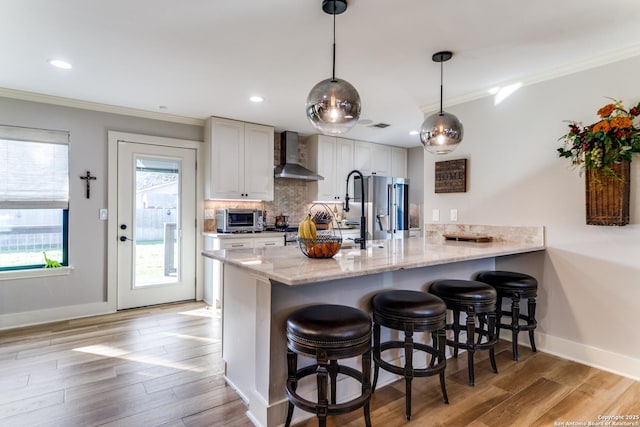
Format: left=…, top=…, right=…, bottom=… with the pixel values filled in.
left=120, top=236, right=129, bottom=242
left=120, top=224, right=127, bottom=230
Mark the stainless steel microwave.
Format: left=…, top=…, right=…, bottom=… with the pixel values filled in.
left=216, top=209, right=263, bottom=233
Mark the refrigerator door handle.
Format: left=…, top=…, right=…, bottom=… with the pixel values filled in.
left=387, top=184, right=393, bottom=234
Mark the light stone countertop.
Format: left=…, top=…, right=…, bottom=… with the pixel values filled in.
left=201, top=236, right=544, bottom=286
left=202, top=231, right=285, bottom=239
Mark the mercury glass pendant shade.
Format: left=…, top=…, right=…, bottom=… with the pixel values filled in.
left=306, top=0, right=361, bottom=135
left=306, top=77, right=361, bottom=134
left=420, top=111, right=464, bottom=154
left=420, top=50, right=463, bottom=154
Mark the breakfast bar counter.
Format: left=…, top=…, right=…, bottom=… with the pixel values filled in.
left=201, top=226, right=544, bottom=427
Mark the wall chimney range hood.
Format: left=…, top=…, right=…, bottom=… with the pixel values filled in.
left=274, top=131, right=324, bottom=181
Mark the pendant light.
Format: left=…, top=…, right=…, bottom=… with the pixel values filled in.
left=420, top=51, right=464, bottom=154
left=306, top=0, right=361, bottom=135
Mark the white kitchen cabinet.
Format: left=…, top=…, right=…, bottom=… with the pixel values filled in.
left=391, top=146, right=407, bottom=178
left=353, top=140, right=372, bottom=175
left=354, top=140, right=392, bottom=176
left=205, top=117, right=274, bottom=200
left=205, top=233, right=284, bottom=308
left=219, top=238, right=253, bottom=249
left=253, top=237, right=285, bottom=247
left=307, top=135, right=354, bottom=202
left=371, top=143, right=391, bottom=175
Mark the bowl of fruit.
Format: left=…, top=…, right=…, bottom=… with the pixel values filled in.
left=297, top=212, right=342, bottom=258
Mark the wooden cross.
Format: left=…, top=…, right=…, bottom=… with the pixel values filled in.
left=80, top=171, right=97, bottom=199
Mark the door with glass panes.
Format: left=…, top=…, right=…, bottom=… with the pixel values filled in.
left=117, top=141, right=196, bottom=309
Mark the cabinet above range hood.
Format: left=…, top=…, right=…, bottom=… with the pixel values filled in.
left=274, top=131, right=324, bottom=181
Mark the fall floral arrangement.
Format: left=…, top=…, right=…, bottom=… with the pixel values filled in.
left=558, top=99, right=640, bottom=178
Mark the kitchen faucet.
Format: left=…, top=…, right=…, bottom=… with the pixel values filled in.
left=344, top=170, right=366, bottom=250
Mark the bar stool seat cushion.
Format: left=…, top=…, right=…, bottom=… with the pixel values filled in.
left=287, top=304, right=371, bottom=350
left=475, top=271, right=537, bottom=291
left=430, top=279, right=496, bottom=303
left=372, top=290, right=445, bottom=320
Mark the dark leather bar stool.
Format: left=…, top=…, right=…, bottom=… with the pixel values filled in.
left=371, top=290, right=448, bottom=421
left=475, top=270, right=538, bottom=361
left=429, top=279, right=498, bottom=386
left=285, top=304, right=372, bottom=427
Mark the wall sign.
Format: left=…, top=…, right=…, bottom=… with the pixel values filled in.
left=435, top=159, right=467, bottom=193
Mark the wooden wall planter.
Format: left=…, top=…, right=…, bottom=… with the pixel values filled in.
left=585, top=160, right=630, bottom=226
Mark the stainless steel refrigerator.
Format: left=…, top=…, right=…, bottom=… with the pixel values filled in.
left=354, top=176, right=409, bottom=240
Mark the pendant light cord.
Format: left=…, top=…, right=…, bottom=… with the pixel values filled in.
left=332, top=0, right=336, bottom=81
left=439, top=59, right=444, bottom=115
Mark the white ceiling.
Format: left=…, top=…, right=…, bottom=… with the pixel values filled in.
left=2, top=0, right=640, bottom=148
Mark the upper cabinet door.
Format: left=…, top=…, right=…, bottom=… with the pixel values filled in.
left=307, top=135, right=354, bottom=202
left=209, top=118, right=244, bottom=199
left=370, top=143, right=391, bottom=176
left=354, top=140, right=391, bottom=176
left=313, top=135, right=338, bottom=201
left=335, top=138, right=354, bottom=198
left=353, top=140, right=372, bottom=175
left=244, top=123, right=274, bottom=200
left=391, top=146, right=407, bottom=178
left=206, top=117, right=274, bottom=200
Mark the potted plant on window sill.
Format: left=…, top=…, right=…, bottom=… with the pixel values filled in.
left=557, top=99, right=640, bottom=226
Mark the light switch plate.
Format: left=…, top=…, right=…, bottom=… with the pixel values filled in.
left=432, top=209, right=440, bottom=221
left=450, top=209, right=458, bottom=222
left=99, top=209, right=108, bottom=220
left=204, top=209, right=215, bottom=219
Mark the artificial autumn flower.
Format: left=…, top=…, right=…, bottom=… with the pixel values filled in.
left=558, top=98, right=640, bottom=178
left=597, top=104, right=615, bottom=118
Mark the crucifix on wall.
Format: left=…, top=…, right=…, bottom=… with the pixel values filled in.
left=80, top=170, right=97, bottom=199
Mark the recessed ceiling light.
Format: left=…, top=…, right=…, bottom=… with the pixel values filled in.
left=249, top=96, right=264, bottom=103
left=409, top=130, right=419, bottom=136
left=48, top=59, right=72, bottom=69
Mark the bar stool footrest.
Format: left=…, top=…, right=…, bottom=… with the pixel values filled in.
left=286, top=363, right=371, bottom=417
left=374, top=340, right=445, bottom=378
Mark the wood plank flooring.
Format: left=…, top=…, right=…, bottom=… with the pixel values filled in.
left=1, top=302, right=638, bottom=427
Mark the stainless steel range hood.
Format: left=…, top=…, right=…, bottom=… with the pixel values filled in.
left=274, top=131, right=324, bottom=181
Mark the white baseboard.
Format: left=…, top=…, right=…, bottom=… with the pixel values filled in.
left=500, top=330, right=640, bottom=381
left=0, top=301, right=114, bottom=330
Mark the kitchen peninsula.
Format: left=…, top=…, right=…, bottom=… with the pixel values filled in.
left=202, top=225, right=544, bottom=427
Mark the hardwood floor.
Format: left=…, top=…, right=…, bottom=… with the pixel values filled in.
left=1, top=302, right=638, bottom=427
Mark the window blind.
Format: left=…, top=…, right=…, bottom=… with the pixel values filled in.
left=0, top=125, right=70, bottom=209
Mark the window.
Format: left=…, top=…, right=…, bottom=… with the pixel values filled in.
left=0, top=125, right=69, bottom=271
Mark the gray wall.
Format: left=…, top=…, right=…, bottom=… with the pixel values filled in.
left=0, top=97, right=202, bottom=318
left=423, top=54, right=640, bottom=369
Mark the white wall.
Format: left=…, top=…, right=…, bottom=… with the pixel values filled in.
left=407, top=146, right=424, bottom=229
left=0, top=97, right=202, bottom=326
left=424, top=55, right=640, bottom=379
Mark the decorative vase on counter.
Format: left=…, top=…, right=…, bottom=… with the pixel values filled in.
left=585, top=160, right=630, bottom=226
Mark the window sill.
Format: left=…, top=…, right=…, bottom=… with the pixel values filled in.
left=0, top=266, right=73, bottom=281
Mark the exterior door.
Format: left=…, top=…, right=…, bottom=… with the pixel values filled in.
left=117, top=141, right=196, bottom=309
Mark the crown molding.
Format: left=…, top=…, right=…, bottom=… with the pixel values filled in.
left=420, top=44, right=640, bottom=115
left=0, top=87, right=205, bottom=127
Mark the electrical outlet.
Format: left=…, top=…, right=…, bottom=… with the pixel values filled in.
left=450, top=209, right=458, bottom=222
left=99, top=209, right=108, bottom=220
left=204, top=209, right=215, bottom=219
left=432, top=209, right=440, bottom=221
